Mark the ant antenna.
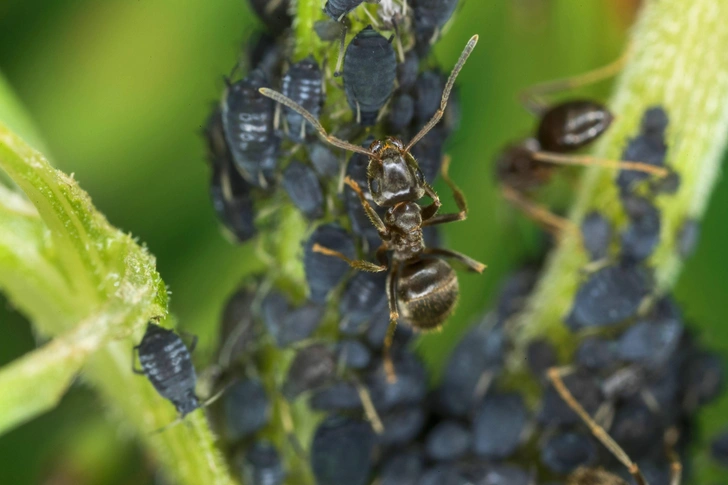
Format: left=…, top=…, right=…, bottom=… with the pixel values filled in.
left=405, top=34, right=479, bottom=153
left=547, top=367, right=649, bottom=485
left=258, top=87, right=380, bottom=160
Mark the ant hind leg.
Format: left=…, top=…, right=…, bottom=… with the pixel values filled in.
left=424, top=247, right=486, bottom=274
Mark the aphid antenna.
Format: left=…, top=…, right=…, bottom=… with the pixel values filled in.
left=258, top=87, right=381, bottom=160
left=519, top=45, right=632, bottom=115
left=404, top=34, right=479, bottom=153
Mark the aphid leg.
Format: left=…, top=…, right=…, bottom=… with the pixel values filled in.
left=547, top=367, right=648, bottom=485
left=383, top=263, right=400, bottom=383
left=424, top=247, right=486, bottom=273
left=532, top=151, right=669, bottom=178
left=258, top=88, right=378, bottom=158
left=131, top=346, right=144, bottom=375
left=405, top=34, right=479, bottom=152
left=179, top=332, right=198, bottom=353
left=665, top=427, right=683, bottom=485
left=519, top=46, right=631, bottom=114
left=500, top=184, right=579, bottom=238
left=313, top=243, right=387, bottom=272
left=423, top=155, right=467, bottom=226
left=344, top=176, right=388, bottom=235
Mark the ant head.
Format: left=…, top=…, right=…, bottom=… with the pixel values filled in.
left=367, top=137, right=426, bottom=207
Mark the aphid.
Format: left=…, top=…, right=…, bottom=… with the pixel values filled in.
left=247, top=32, right=283, bottom=81
left=216, top=287, right=257, bottom=366
left=247, top=0, right=291, bottom=35
left=311, top=416, right=375, bottom=485
left=379, top=449, right=423, bottom=485
left=281, top=160, right=325, bottom=220
left=314, top=18, right=348, bottom=42
left=323, top=0, right=368, bottom=20
left=541, top=431, right=598, bottom=474
left=336, top=339, right=372, bottom=369
left=259, top=35, right=482, bottom=381
left=464, top=464, right=532, bottom=485
left=619, top=194, right=661, bottom=264
left=365, top=304, right=412, bottom=349
left=222, top=69, right=280, bottom=188
left=133, top=322, right=199, bottom=417
left=303, top=224, right=356, bottom=303
left=425, top=420, right=472, bottom=462
left=616, top=317, right=683, bottom=370
left=418, top=464, right=464, bottom=485
left=365, top=351, right=427, bottom=411
left=281, top=57, right=323, bottom=143
left=473, top=392, right=527, bottom=459
left=262, top=292, right=325, bottom=347
left=526, top=338, right=558, bottom=378
left=608, top=398, right=661, bottom=456
left=307, top=141, right=341, bottom=178
left=388, top=92, right=415, bottom=133
left=575, top=337, right=619, bottom=372
left=414, top=70, right=445, bottom=127
left=281, top=343, right=336, bottom=399
left=538, top=370, right=602, bottom=426
left=223, top=378, right=270, bottom=441
left=581, top=211, right=612, bottom=261
left=397, top=50, right=420, bottom=91
left=377, top=406, right=427, bottom=446
left=495, top=267, right=539, bottom=322
left=343, top=26, right=397, bottom=125
left=617, top=106, right=669, bottom=193
left=310, top=381, right=363, bottom=411
left=548, top=367, right=683, bottom=485
left=338, top=271, right=388, bottom=330
left=242, top=441, right=286, bottom=485
left=676, top=219, right=700, bottom=259
left=566, top=264, right=651, bottom=331
left=412, top=0, right=460, bottom=49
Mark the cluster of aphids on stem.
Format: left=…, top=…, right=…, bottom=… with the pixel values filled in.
left=130, top=1, right=728, bottom=484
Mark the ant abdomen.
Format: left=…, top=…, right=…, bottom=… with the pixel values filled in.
left=397, top=259, right=459, bottom=331
left=537, top=99, right=613, bottom=152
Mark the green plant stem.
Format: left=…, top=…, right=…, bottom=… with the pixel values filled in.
left=509, top=0, right=728, bottom=385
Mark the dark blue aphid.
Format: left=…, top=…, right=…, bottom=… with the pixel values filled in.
left=339, top=271, right=388, bottom=330
left=224, top=378, right=270, bottom=442
left=247, top=32, right=283, bottom=81
left=304, top=224, right=356, bottom=303
left=412, top=0, right=459, bottom=49
left=247, top=0, right=292, bottom=35
left=566, top=264, right=651, bottom=330
left=217, top=288, right=257, bottom=364
left=540, top=431, right=598, bottom=474
left=617, top=106, right=669, bottom=192
left=377, top=406, right=426, bottom=446
left=343, top=26, right=397, bottom=125
left=425, top=420, right=472, bottom=462
left=620, top=194, right=661, bottom=264
left=242, top=441, right=286, bottom=485
left=133, top=323, right=199, bottom=417
left=609, top=398, right=661, bottom=456
left=388, top=93, right=415, bottom=133
left=282, top=344, right=336, bottom=399
left=473, top=393, right=527, bottom=459
left=581, top=211, right=612, bottom=261
left=222, top=69, right=280, bottom=188
left=262, top=292, right=325, bottom=347
left=379, top=449, right=423, bottom=485
left=410, top=125, right=446, bottom=182
left=282, top=161, right=324, bottom=220
left=538, top=371, right=602, bottom=426
left=397, top=50, right=420, bottom=91
left=310, top=381, right=363, bottom=412
left=336, top=339, right=372, bottom=369
left=575, top=337, right=618, bottom=371
left=414, top=70, right=445, bottom=127
left=324, top=0, right=366, bottom=20
left=281, top=57, right=324, bottom=143
left=308, top=141, right=341, bottom=178
left=365, top=351, right=427, bottom=412
left=311, top=416, right=375, bottom=485
left=526, top=339, right=557, bottom=378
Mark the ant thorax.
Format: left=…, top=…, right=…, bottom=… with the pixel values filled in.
left=368, top=138, right=426, bottom=207
left=385, top=202, right=425, bottom=261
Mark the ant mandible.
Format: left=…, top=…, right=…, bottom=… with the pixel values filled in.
left=259, top=35, right=484, bottom=382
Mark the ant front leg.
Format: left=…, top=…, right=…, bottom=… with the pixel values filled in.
left=423, top=155, right=467, bottom=227
left=312, top=244, right=387, bottom=273
left=424, top=247, right=486, bottom=274
left=344, top=176, right=388, bottom=236
left=383, top=262, right=400, bottom=383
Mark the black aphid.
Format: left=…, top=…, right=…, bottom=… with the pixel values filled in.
left=304, top=224, right=356, bottom=303
left=308, top=141, right=341, bottom=178
left=247, top=32, right=283, bottom=81
left=620, top=194, right=661, bottom=264
left=608, top=399, right=661, bottom=456
left=538, top=371, right=602, bottom=426
left=133, top=323, right=199, bottom=417
left=336, top=339, right=372, bottom=369
left=397, top=50, right=420, bottom=91
left=311, top=416, right=375, bottom=485
left=525, top=339, right=558, bottom=378
left=566, top=264, right=651, bottom=330
left=379, top=449, right=423, bottom=485
left=617, top=106, right=669, bottom=192
left=314, top=18, right=347, bottom=41
left=242, top=441, right=286, bottom=485
left=262, top=293, right=325, bottom=347
left=247, top=0, right=292, bottom=35
left=617, top=317, right=683, bottom=371
left=425, top=420, right=472, bottom=462
left=343, top=26, right=397, bottom=125
left=282, top=161, right=325, bottom=219
left=377, top=406, right=427, bottom=446
left=281, top=57, right=323, bottom=143
left=495, top=267, right=539, bottom=322
left=216, top=288, right=257, bottom=365
left=414, top=70, right=445, bottom=127
left=365, top=351, right=427, bottom=412
left=540, top=431, right=598, bottom=474
left=323, top=0, right=367, bottom=20
left=412, top=0, right=459, bottom=48
left=223, top=378, right=270, bottom=441
left=339, top=271, right=388, bottom=329
left=463, top=464, right=531, bottom=485
left=222, top=69, right=280, bottom=188
left=388, top=93, right=415, bottom=133
left=575, top=337, right=618, bottom=372
left=473, top=393, right=527, bottom=459
left=310, top=381, right=363, bottom=412
left=282, top=343, right=336, bottom=399
left=581, top=211, right=612, bottom=261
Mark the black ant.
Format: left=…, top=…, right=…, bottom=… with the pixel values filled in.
left=258, top=35, right=483, bottom=382
left=496, top=49, right=669, bottom=236
left=548, top=367, right=682, bottom=485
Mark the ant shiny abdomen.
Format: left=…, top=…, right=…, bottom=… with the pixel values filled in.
left=396, top=258, right=459, bottom=330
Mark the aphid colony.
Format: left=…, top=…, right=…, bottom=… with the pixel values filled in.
left=128, top=0, right=728, bottom=484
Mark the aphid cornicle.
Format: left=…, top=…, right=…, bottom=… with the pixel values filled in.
left=343, top=25, right=397, bottom=126
left=258, top=35, right=483, bottom=381
left=281, top=57, right=324, bottom=143
left=133, top=322, right=199, bottom=417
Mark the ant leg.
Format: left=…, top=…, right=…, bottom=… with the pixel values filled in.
left=532, top=151, right=669, bottom=178
left=351, top=376, right=384, bottom=434
left=423, top=155, right=467, bottom=226
left=500, top=184, right=579, bottom=238
left=519, top=46, right=631, bottom=114
left=424, top=247, right=486, bottom=273
left=259, top=88, right=378, bottom=158
left=131, top=346, right=144, bottom=375
left=383, top=263, right=400, bottom=383
left=375, top=243, right=389, bottom=267
left=405, top=35, right=478, bottom=152
left=313, top=244, right=387, bottom=272
left=664, top=427, right=683, bottom=485
left=547, top=367, right=648, bottom=485
left=344, top=176, right=388, bottom=235
left=420, top=183, right=442, bottom=220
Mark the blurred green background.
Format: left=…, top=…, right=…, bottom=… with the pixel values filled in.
left=0, top=1, right=726, bottom=483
